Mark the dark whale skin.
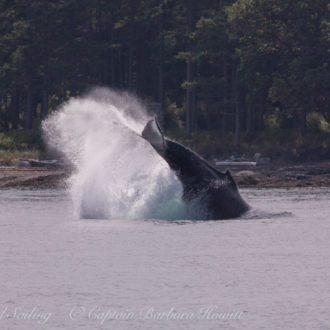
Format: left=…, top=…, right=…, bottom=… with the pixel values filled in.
left=142, top=118, right=249, bottom=219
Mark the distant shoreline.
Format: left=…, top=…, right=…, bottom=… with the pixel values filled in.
left=1, top=160, right=330, bottom=189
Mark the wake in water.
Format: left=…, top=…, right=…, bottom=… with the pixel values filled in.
left=241, top=208, right=294, bottom=220
left=43, top=88, right=203, bottom=220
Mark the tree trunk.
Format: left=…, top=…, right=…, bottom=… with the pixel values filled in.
left=111, top=28, right=115, bottom=87
left=11, top=90, right=20, bottom=129
left=222, top=58, right=228, bottom=132
left=41, top=74, right=48, bottom=119
left=128, top=3, right=137, bottom=92
left=186, top=55, right=193, bottom=137
left=234, top=92, right=240, bottom=144
left=246, top=99, right=252, bottom=133
left=157, top=0, right=164, bottom=125
left=128, top=45, right=134, bottom=91
left=301, top=108, right=307, bottom=136
left=234, top=69, right=240, bottom=145
left=191, top=83, right=196, bottom=131
left=185, top=0, right=196, bottom=137
left=118, top=50, right=123, bottom=88
left=2, top=95, right=8, bottom=131
left=25, top=73, right=33, bottom=129
left=258, top=97, right=264, bottom=131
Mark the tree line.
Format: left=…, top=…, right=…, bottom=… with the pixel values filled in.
left=0, top=0, right=329, bottom=146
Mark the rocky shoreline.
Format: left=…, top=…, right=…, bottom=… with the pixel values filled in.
left=222, top=160, right=330, bottom=188
left=0, top=167, right=69, bottom=188
left=0, top=160, right=330, bottom=188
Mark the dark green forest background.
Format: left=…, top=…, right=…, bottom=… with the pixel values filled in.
left=0, top=0, right=329, bottom=160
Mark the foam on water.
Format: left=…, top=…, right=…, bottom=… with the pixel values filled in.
left=43, top=88, right=187, bottom=220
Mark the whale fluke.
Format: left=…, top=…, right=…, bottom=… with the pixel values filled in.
left=142, top=116, right=165, bottom=152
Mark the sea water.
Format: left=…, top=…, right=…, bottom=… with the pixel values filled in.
left=0, top=187, right=329, bottom=329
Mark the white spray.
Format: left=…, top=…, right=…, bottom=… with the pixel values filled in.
left=42, top=87, right=189, bottom=220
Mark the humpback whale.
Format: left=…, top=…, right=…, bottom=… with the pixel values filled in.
left=142, top=117, right=249, bottom=219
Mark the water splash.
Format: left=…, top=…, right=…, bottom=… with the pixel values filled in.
left=43, top=87, right=187, bottom=220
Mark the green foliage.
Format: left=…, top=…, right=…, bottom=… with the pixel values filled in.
left=181, top=80, right=197, bottom=90
left=170, top=127, right=330, bottom=162
left=0, top=130, right=43, bottom=150
left=227, top=0, right=330, bottom=136
left=307, top=113, right=330, bottom=134
left=164, top=100, right=184, bottom=132
left=0, top=0, right=329, bottom=160
left=0, top=134, right=13, bottom=149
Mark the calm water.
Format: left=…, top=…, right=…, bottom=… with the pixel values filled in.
left=0, top=187, right=329, bottom=330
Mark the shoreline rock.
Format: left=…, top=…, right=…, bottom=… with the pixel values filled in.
left=0, top=160, right=330, bottom=188
left=0, top=167, right=68, bottom=188
left=219, top=160, right=330, bottom=188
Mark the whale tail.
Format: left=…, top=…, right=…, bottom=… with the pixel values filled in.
left=142, top=116, right=165, bottom=151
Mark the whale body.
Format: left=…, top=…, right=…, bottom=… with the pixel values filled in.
left=142, top=117, right=249, bottom=219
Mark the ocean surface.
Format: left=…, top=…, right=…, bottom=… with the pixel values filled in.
left=0, top=187, right=329, bottom=330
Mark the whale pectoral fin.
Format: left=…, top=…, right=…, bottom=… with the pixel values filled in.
left=142, top=116, right=165, bottom=152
